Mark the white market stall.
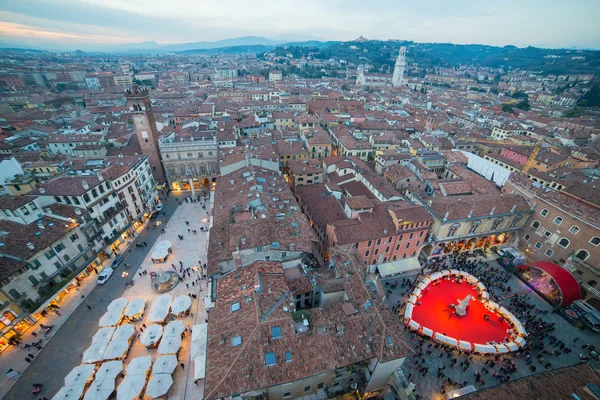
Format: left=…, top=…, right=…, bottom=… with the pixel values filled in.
left=194, top=354, right=207, bottom=380
left=191, top=324, right=208, bottom=360
left=147, top=294, right=173, bottom=322
left=124, top=298, right=145, bottom=319
left=163, top=320, right=185, bottom=337
left=152, top=355, right=178, bottom=375
left=102, top=340, right=130, bottom=361
left=407, top=320, right=420, bottom=331
left=52, top=383, right=87, bottom=400
left=157, top=335, right=182, bottom=355
left=82, top=343, right=108, bottom=364
left=107, top=298, right=129, bottom=313
left=112, top=324, right=135, bottom=342
left=92, top=327, right=115, bottom=345
left=116, top=375, right=146, bottom=400
left=83, top=378, right=115, bottom=400
left=95, top=361, right=123, bottom=381
left=99, top=310, right=123, bottom=327
left=145, top=373, right=174, bottom=398
left=458, top=341, right=472, bottom=351
left=64, top=364, right=96, bottom=387
left=126, top=356, right=152, bottom=376
left=151, top=240, right=172, bottom=263
left=140, top=324, right=163, bottom=347
left=170, top=295, right=192, bottom=315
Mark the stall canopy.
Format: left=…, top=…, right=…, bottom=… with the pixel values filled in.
left=148, top=294, right=173, bottom=322
left=95, top=361, right=123, bottom=381
left=83, top=378, right=115, bottom=400
left=516, top=261, right=581, bottom=306
left=126, top=356, right=152, bottom=376
left=112, top=324, right=135, bottom=342
left=194, top=354, right=206, bottom=380
left=377, top=257, right=421, bottom=278
left=191, top=324, right=208, bottom=359
left=92, top=327, right=115, bottom=345
left=116, top=375, right=145, bottom=400
left=145, top=373, right=174, bottom=398
left=82, top=343, right=108, bottom=364
left=151, top=240, right=172, bottom=261
left=52, top=383, right=87, bottom=400
left=157, top=335, right=182, bottom=354
left=140, top=324, right=163, bottom=347
left=99, top=310, right=123, bottom=327
left=124, top=298, right=145, bottom=318
left=102, top=340, right=130, bottom=361
left=164, top=320, right=185, bottom=337
left=64, top=364, right=96, bottom=387
left=152, top=355, right=178, bottom=375
left=107, top=298, right=129, bottom=313
left=170, top=295, right=192, bottom=315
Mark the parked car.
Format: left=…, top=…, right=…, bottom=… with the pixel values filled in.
left=156, top=203, right=164, bottom=211
left=111, top=255, right=124, bottom=269
left=150, top=212, right=159, bottom=221
left=97, top=268, right=113, bottom=285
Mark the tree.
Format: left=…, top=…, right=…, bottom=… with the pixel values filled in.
left=511, top=91, right=528, bottom=99
left=516, top=99, right=531, bottom=111
left=502, top=103, right=515, bottom=113
left=564, top=106, right=585, bottom=117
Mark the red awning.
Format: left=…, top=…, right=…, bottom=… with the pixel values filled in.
left=517, top=261, right=581, bottom=307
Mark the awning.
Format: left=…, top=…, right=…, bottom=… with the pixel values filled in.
left=82, top=343, right=108, bottom=364
left=99, top=310, right=123, bottom=327
left=377, top=257, right=421, bottom=278
left=95, top=361, right=123, bottom=381
left=158, top=335, right=182, bottom=354
left=83, top=377, right=114, bottom=400
left=170, top=295, right=192, bottom=315
left=194, top=355, right=206, bottom=380
left=102, top=340, right=130, bottom=360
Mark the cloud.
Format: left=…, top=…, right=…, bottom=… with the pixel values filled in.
left=0, top=0, right=599, bottom=49
left=0, top=21, right=132, bottom=44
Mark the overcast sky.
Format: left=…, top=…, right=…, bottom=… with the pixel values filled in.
left=1, top=0, right=599, bottom=50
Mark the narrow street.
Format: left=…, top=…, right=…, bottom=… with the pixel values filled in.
left=2, top=195, right=185, bottom=400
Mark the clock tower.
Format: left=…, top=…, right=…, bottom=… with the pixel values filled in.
left=125, top=86, right=166, bottom=184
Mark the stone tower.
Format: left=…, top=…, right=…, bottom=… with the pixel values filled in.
left=392, top=46, right=407, bottom=87
left=125, top=87, right=166, bottom=184
left=356, top=65, right=366, bottom=86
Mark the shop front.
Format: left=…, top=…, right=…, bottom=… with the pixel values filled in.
left=0, top=305, right=32, bottom=353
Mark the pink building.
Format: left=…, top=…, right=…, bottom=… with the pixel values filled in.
left=500, top=147, right=533, bottom=167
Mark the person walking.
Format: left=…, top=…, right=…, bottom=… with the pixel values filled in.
left=180, top=363, right=185, bottom=370
left=86, top=305, right=92, bottom=310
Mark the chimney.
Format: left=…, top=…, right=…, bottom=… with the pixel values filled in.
left=27, top=243, right=35, bottom=250
left=511, top=204, right=517, bottom=213
left=383, top=228, right=388, bottom=235
left=443, top=211, right=449, bottom=222
left=467, top=209, right=473, bottom=219
left=489, top=206, right=496, bottom=216
left=82, top=180, right=89, bottom=190
left=97, top=171, right=104, bottom=181
left=74, top=208, right=82, bottom=215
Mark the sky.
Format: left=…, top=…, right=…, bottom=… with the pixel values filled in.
left=1, top=0, right=599, bottom=50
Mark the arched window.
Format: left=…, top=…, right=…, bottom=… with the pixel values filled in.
left=448, top=224, right=460, bottom=237
left=545, top=249, right=554, bottom=257
left=8, top=289, right=21, bottom=299
left=558, top=238, right=570, bottom=248
left=590, top=236, right=600, bottom=246
left=576, top=249, right=590, bottom=261
left=531, top=220, right=540, bottom=230
left=569, top=225, right=580, bottom=235
left=553, top=217, right=563, bottom=225
left=27, top=276, right=39, bottom=286
left=491, top=218, right=504, bottom=231
left=540, top=209, right=549, bottom=216
left=468, top=220, right=481, bottom=234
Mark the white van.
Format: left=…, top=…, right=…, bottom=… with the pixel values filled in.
left=97, top=268, right=113, bottom=285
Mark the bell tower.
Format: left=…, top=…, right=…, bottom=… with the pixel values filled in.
left=392, top=46, right=407, bottom=87
left=125, top=86, right=166, bottom=184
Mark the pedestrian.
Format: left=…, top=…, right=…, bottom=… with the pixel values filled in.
left=28, top=353, right=35, bottom=359
left=53, top=309, right=61, bottom=316
left=25, top=358, right=31, bottom=363
left=179, top=261, right=183, bottom=267
left=86, top=305, right=92, bottom=310
left=143, top=241, right=147, bottom=247
left=180, top=363, right=185, bottom=370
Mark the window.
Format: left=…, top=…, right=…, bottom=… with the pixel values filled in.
left=544, top=230, right=552, bottom=238
left=545, top=249, right=554, bottom=257
left=386, top=335, right=393, bottom=345
left=376, top=239, right=381, bottom=245
left=553, top=217, right=563, bottom=225
left=535, top=242, right=542, bottom=249
left=45, top=249, right=56, bottom=260
left=364, top=250, right=370, bottom=257
left=231, top=336, right=242, bottom=347
left=264, top=352, right=276, bottom=366
left=367, top=240, right=372, bottom=247
left=575, top=249, right=590, bottom=261
left=558, top=238, right=570, bottom=248
left=230, top=302, right=241, bottom=312
left=448, top=224, right=460, bottom=237
left=524, top=234, right=530, bottom=241
left=531, top=220, right=540, bottom=230
left=285, top=351, right=292, bottom=362
left=28, top=275, right=39, bottom=286
left=491, top=218, right=503, bottom=230
left=8, top=289, right=21, bottom=299
left=305, top=386, right=311, bottom=392
left=318, top=383, right=324, bottom=389
left=540, top=209, right=548, bottom=216
left=569, top=226, right=580, bottom=235
left=63, top=254, right=70, bottom=262
left=271, top=326, right=282, bottom=339
left=283, top=392, right=292, bottom=399
left=590, top=237, right=600, bottom=246
left=374, top=249, right=379, bottom=255
left=54, top=243, right=66, bottom=253
left=70, top=233, right=80, bottom=242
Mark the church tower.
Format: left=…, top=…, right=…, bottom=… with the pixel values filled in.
left=392, top=46, right=407, bottom=87
left=125, top=87, right=166, bottom=184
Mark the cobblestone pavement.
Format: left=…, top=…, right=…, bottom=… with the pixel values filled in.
left=382, top=257, right=600, bottom=400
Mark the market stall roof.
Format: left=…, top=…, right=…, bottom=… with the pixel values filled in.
left=92, top=327, right=115, bottom=345
left=64, top=364, right=96, bottom=387
left=147, top=294, right=172, bottom=322
left=83, top=377, right=114, bottom=400
left=516, top=261, right=581, bottom=307
left=145, top=373, right=174, bottom=398
left=99, top=310, right=123, bottom=327
left=170, top=295, right=192, bottom=314
left=52, top=383, right=87, bottom=400
left=140, top=324, right=163, bottom=346
left=116, top=375, right=146, bottom=400
left=112, top=324, right=135, bottom=342
left=124, top=298, right=145, bottom=318
left=163, top=320, right=185, bottom=337
left=152, top=355, right=178, bottom=375
left=107, top=298, right=129, bottom=313
left=377, top=257, right=420, bottom=278
left=102, top=340, right=130, bottom=361
left=157, top=335, right=182, bottom=354
left=151, top=240, right=172, bottom=260
left=82, top=342, right=108, bottom=364
left=191, top=323, right=208, bottom=359
left=95, top=361, right=123, bottom=381
left=194, top=355, right=206, bottom=380
left=192, top=323, right=208, bottom=341
left=126, top=356, right=152, bottom=376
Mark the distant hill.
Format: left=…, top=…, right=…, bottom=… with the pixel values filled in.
left=157, top=36, right=284, bottom=52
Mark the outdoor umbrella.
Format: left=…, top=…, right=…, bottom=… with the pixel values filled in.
left=99, top=310, right=122, bottom=327
left=148, top=294, right=172, bottom=322
left=193, top=355, right=206, bottom=380
left=64, top=364, right=96, bottom=387
left=102, top=340, right=130, bottom=360
left=124, top=298, right=145, bottom=318
left=126, top=355, right=152, bottom=376
left=192, top=324, right=208, bottom=341
left=52, top=383, right=86, bottom=400
left=82, top=343, right=108, bottom=364
left=112, top=324, right=135, bottom=342
left=157, top=335, right=182, bottom=354
left=95, top=360, right=123, bottom=381
left=92, top=327, right=116, bottom=344
left=107, top=297, right=129, bottom=313
left=145, top=373, right=174, bottom=398
left=83, top=378, right=115, bottom=400
left=152, top=355, right=178, bottom=374
left=116, top=375, right=146, bottom=400
left=191, top=339, right=207, bottom=359
left=163, top=320, right=185, bottom=337
left=140, top=324, right=163, bottom=346
left=170, top=295, right=192, bottom=314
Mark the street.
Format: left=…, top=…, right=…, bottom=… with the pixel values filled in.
left=3, top=195, right=183, bottom=400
